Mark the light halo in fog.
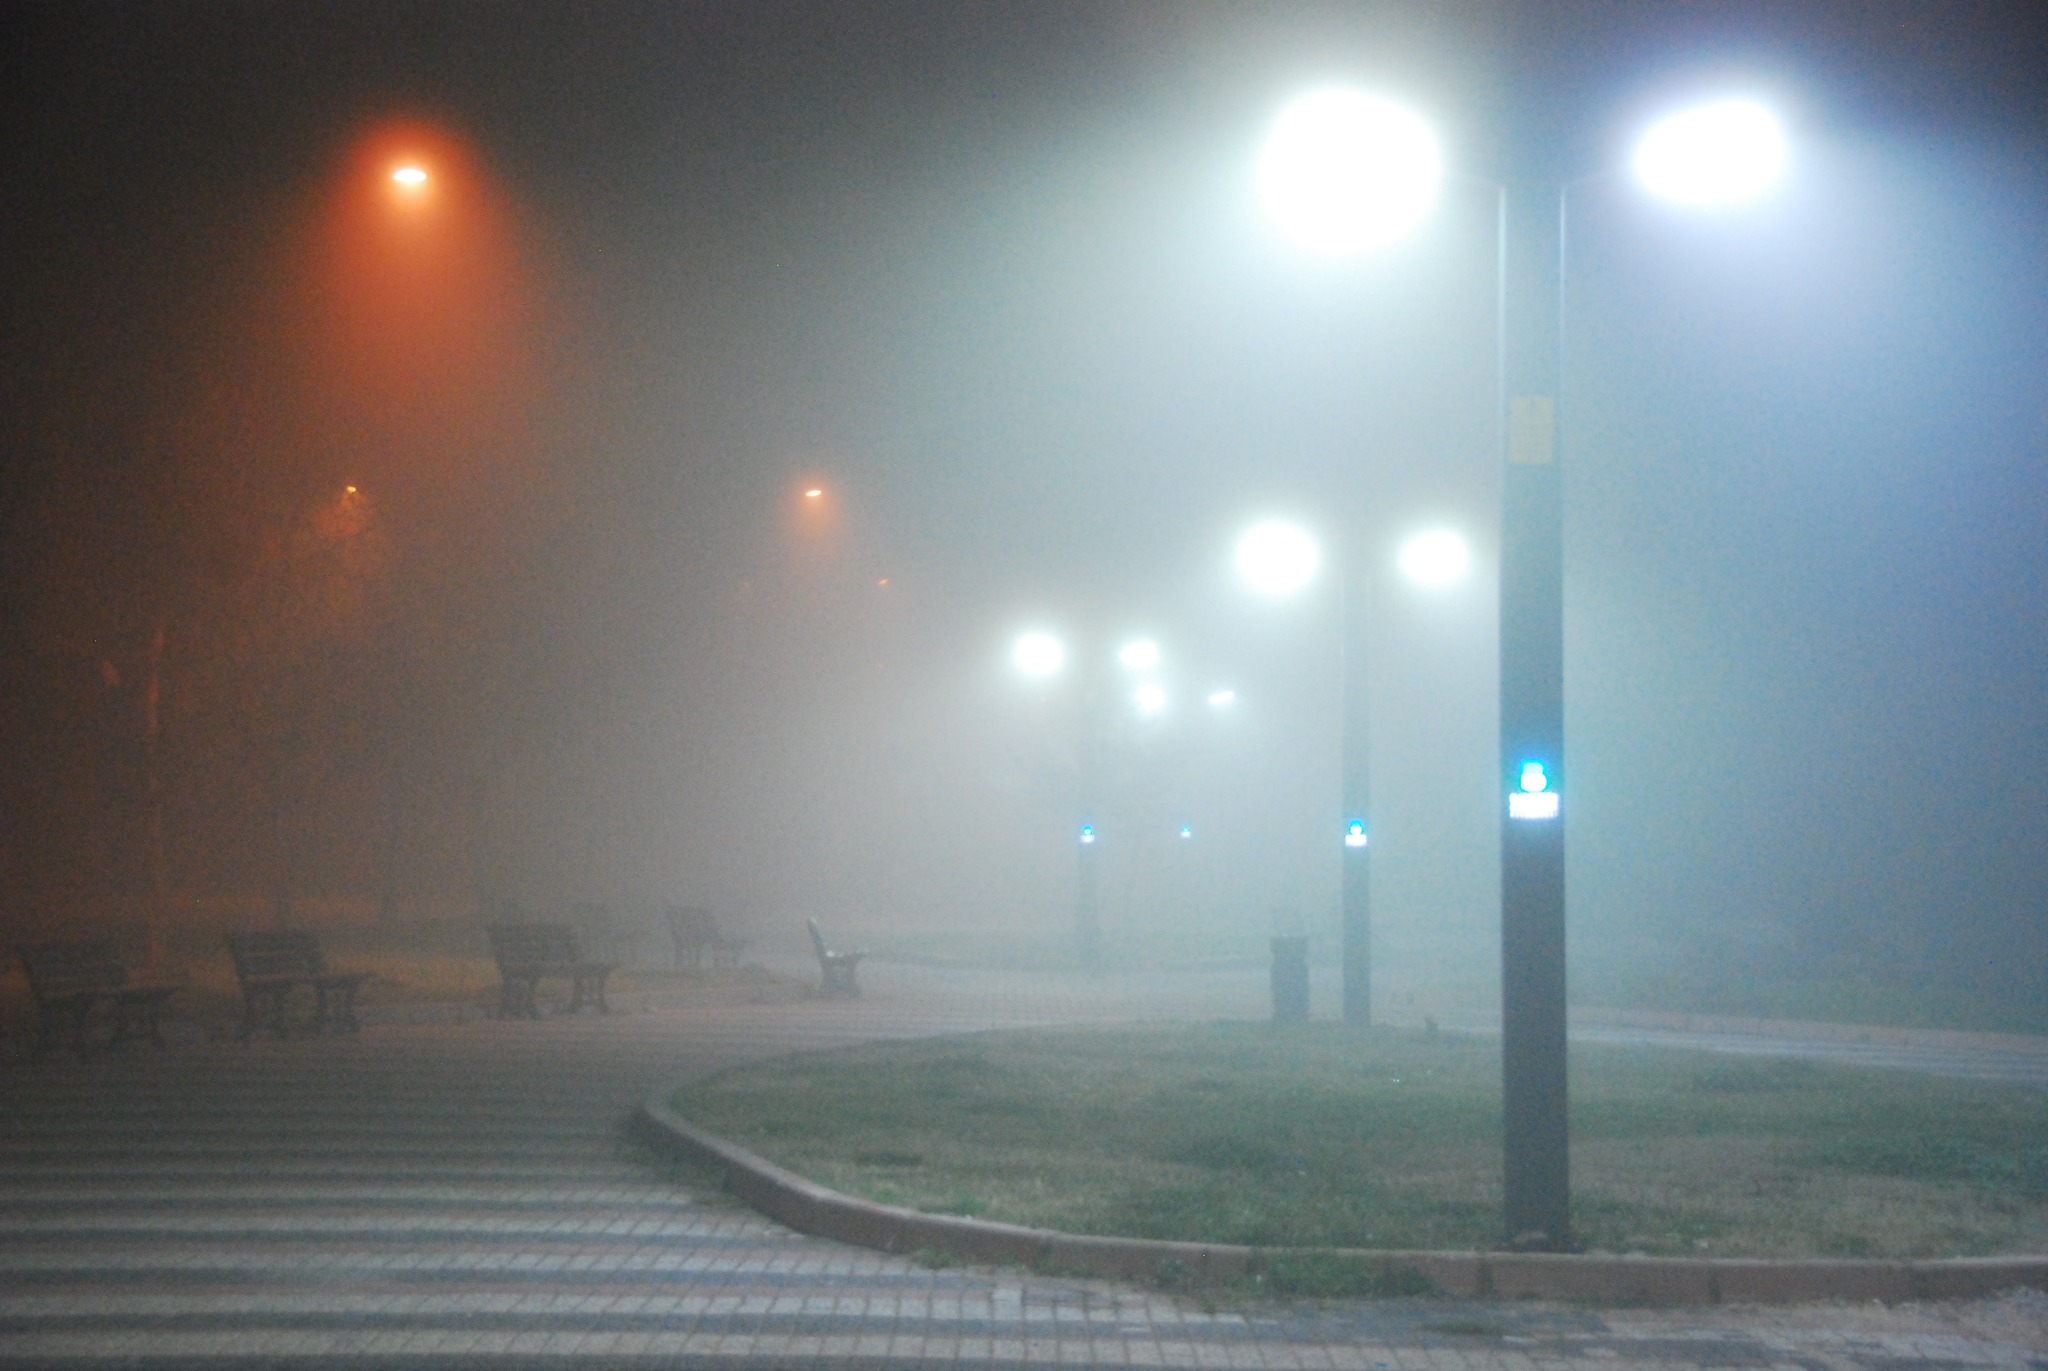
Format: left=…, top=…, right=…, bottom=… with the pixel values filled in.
left=1235, top=520, right=1321, bottom=597
left=1632, top=98, right=1786, bottom=206
left=1258, top=89, right=1442, bottom=255
left=1397, top=528, right=1470, bottom=587
left=1011, top=631, right=1065, bottom=678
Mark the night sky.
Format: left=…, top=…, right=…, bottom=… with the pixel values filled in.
left=3, top=1, right=2045, bottom=1024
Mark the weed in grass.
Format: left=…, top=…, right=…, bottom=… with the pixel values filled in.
left=1425, top=1320, right=1508, bottom=1338
left=1819, top=1231, right=1878, bottom=1258
left=1812, top=1136, right=2048, bottom=1196
left=1689, top=1060, right=1823, bottom=1094
left=1255, top=1253, right=1437, bottom=1300
left=1167, top=1134, right=1292, bottom=1173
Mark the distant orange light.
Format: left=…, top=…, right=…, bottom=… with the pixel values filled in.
left=392, top=166, right=428, bottom=186
left=344, top=484, right=358, bottom=494
left=877, top=578, right=889, bottom=587
left=804, top=488, right=823, bottom=499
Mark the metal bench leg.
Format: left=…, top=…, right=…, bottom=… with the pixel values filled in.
left=320, top=983, right=362, bottom=1034
left=237, top=990, right=266, bottom=1041
left=499, top=976, right=541, bottom=1019
left=142, top=1000, right=169, bottom=1048
left=263, top=984, right=297, bottom=1038
left=111, top=998, right=141, bottom=1048
left=42, top=996, right=99, bottom=1055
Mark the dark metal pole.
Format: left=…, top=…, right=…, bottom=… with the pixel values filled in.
left=1076, top=821, right=1101, bottom=961
left=1498, top=179, right=1571, bottom=1250
left=1075, top=650, right=1105, bottom=963
left=1340, top=559, right=1371, bottom=1024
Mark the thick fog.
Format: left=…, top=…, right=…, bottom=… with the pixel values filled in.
left=2, top=2, right=2043, bottom=1027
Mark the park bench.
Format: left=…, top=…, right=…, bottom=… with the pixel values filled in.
left=16, top=940, right=182, bottom=1054
left=485, top=921, right=614, bottom=1018
left=665, top=905, right=748, bottom=969
left=225, top=931, right=372, bottom=1039
left=806, top=917, right=864, bottom=998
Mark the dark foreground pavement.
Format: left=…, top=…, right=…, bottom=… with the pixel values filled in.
left=1, top=963, right=2044, bottom=1368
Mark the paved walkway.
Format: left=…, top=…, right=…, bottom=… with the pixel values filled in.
left=1, top=962, right=2043, bottom=1368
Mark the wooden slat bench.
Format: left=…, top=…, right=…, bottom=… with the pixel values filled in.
left=16, top=940, right=182, bottom=1054
left=806, top=918, right=865, bottom=998
left=485, top=922, right=614, bottom=1018
left=225, top=931, right=372, bottom=1040
left=665, top=905, right=748, bottom=970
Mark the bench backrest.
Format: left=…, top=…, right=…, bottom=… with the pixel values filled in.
left=226, top=931, right=328, bottom=982
left=806, top=917, right=833, bottom=962
left=17, top=940, right=130, bottom=1003
left=486, top=921, right=587, bottom=972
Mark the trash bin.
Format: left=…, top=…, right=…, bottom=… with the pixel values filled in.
left=1270, top=935, right=1309, bottom=1023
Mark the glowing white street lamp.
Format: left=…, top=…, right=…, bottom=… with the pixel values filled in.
left=1235, top=520, right=1322, bottom=597
left=1117, top=639, right=1161, bottom=671
left=1011, top=631, right=1065, bottom=678
left=1132, top=683, right=1168, bottom=716
left=1632, top=98, right=1787, bottom=206
left=1397, top=529, right=1471, bottom=588
left=1259, top=89, right=1444, bottom=255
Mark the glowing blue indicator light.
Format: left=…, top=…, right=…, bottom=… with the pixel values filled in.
left=1079, top=824, right=1097, bottom=845
left=1179, top=825, right=1193, bottom=840
left=1509, top=761, right=1560, bottom=820
left=1343, top=819, right=1368, bottom=849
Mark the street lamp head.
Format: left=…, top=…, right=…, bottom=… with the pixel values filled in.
left=1011, top=631, right=1065, bottom=678
left=1397, top=528, right=1470, bottom=588
left=1632, top=99, right=1786, bottom=206
left=1235, top=520, right=1321, bottom=597
left=1206, top=688, right=1236, bottom=708
left=1117, top=639, right=1160, bottom=671
left=1259, top=89, right=1442, bottom=256
left=391, top=166, right=428, bottom=187
left=1133, top=683, right=1168, bottom=716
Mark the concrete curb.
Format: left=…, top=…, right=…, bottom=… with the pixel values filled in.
left=637, top=1093, right=2047, bottom=1307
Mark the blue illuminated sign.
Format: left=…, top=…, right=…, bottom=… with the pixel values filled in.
left=1509, top=760, right=1559, bottom=820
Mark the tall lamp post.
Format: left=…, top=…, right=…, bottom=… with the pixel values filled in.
left=1257, top=87, right=1788, bottom=1250
left=1499, top=96, right=1789, bottom=1251
left=1011, top=628, right=1196, bottom=961
left=1255, top=95, right=1444, bottom=1026
left=1234, top=518, right=1469, bottom=1025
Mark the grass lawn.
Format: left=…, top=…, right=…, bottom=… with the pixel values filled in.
left=669, top=1022, right=2048, bottom=1259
